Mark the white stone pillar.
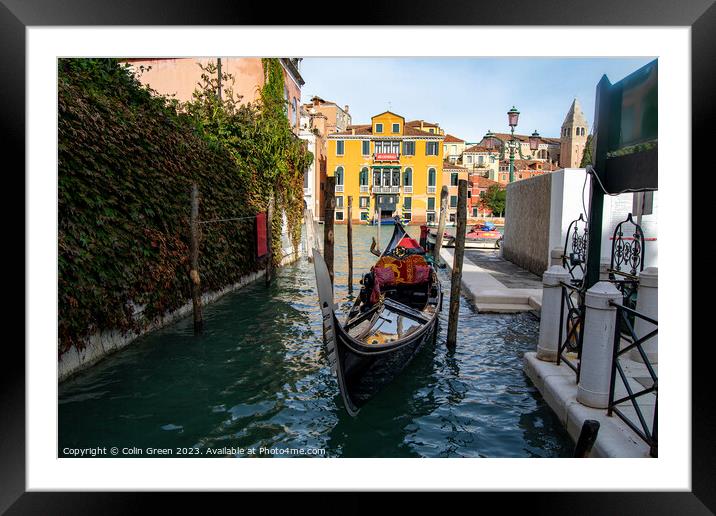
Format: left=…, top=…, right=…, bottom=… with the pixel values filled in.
left=631, top=267, right=658, bottom=364
left=537, top=265, right=571, bottom=362
left=577, top=282, right=622, bottom=408
left=550, top=247, right=563, bottom=267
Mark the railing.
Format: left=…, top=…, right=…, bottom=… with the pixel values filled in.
left=335, top=184, right=344, bottom=193
left=403, top=186, right=413, bottom=193
left=562, top=213, right=588, bottom=287
left=427, top=186, right=436, bottom=194
left=359, top=185, right=369, bottom=193
left=557, top=281, right=586, bottom=380
left=373, top=186, right=400, bottom=194
left=608, top=213, right=645, bottom=310
left=607, top=301, right=658, bottom=457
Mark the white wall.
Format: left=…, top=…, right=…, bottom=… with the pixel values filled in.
left=548, top=168, right=658, bottom=273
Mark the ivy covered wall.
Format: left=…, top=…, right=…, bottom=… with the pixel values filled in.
left=58, top=58, right=312, bottom=355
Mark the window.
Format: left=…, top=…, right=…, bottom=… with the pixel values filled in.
left=450, top=195, right=457, bottom=208
left=359, top=167, right=369, bottom=186
left=335, top=166, right=344, bottom=185
left=426, top=142, right=438, bottom=155
left=375, top=141, right=400, bottom=154
left=429, top=128, right=435, bottom=134
left=359, top=196, right=370, bottom=208
left=472, top=208, right=478, bottom=217
left=292, top=97, right=298, bottom=127
left=383, top=170, right=392, bottom=187
left=427, top=197, right=435, bottom=211
left=362, top=140, right=370, bottom=156
left=451, top=172, right=458, bottom=186
left=403, top=141, right=415, bottom=155
left=335, top=196, right=344, bottom=208
left=375, top=123, right=383, bottom=133
left=427, top=212, right=436, bottom=223
left=360, top=212, right=369, bottom=221
left=392, top=169, right=400, bottom=187
left=466, top=155, right=473, bottom=164
left=449, top=213, right=456, bottom=223
left=392, top=123, right=400, bottom=133
left=336, top=140, right=345, bottom=155
left=467, top=191, right=471, bottom=198
left=478, top=155, right=484, bottom=165
left=403, top=168, right=413, bottom=186
left=403, top=212, right=411, bottom=221
left=335, top=211, right=344, bottom=221
left=428, top=168, right=436, bottom=186
left=403, top=197, right=412, bottom=210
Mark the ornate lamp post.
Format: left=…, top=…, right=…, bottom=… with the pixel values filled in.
left=483, top=106, right=542, bottom=183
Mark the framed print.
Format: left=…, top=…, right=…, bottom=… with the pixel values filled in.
left=3, top=0, right=712, bottom=512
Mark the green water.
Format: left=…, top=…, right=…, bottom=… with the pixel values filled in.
left=58, top=224, right=572, bottom=458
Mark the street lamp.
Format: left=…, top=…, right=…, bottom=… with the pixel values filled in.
left=483, top=106, right=541, bottom=183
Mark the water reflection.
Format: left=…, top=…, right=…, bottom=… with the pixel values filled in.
left=59, top=224, right=572, bottom=458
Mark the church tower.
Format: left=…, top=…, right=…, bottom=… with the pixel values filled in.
left=559, top=98, right=589, bottom=169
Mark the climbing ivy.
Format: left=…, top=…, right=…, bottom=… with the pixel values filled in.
left=58, top=58, right=312, bottom=355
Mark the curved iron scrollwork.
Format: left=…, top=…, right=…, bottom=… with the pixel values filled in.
left=610, top=213, right=645, bottom=277
left=562, top=213, right=589, bottom=286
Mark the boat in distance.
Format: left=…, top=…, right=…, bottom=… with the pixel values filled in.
left=313, top=219, right=443, bottom=416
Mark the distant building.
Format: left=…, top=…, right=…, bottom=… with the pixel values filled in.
left=122, top=57, right=304, bottom=134
left=298, top=106, right=328, bottom=220
left=442, top=161, right=470, bottom=223
left=559, top=98, right=589, bottom=169
left=302, top=96, right=352, bottom=134
left=443, top=134, right=466, bottom=163
left=468, top=176, right=502, bottom=218
left=326, top=111, right=446, bottom=224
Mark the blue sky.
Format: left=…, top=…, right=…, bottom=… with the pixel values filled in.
left=301, top=57, right=655, bottom=142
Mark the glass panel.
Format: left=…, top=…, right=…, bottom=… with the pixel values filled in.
left=428, top=197, right=435, bottom=210
left=363, top=308, right=422, bottom=345
left=428, top=168, right=436, bottom=186
left=403, top=197, right=412, bottom=210
left=383, top=171, right=391, bottom=187
left=450, top=195, right=457, bottom=208
left=403, top=168, right=412, bottom=186
left=392, top=170, right=400, bottom=186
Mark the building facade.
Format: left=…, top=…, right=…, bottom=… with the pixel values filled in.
left=326, top=111, right=445, bottom=224
left=443, top=162, right=470, bottom=223
left=443, top=134, right=466, bottom=163
left=122, top=57, right=305, bottom=134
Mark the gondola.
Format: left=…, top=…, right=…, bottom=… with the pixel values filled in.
left=313, top=218, right=443, bottom=416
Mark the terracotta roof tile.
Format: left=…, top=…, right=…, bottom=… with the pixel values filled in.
left=444, top=134, right=464, bottom=143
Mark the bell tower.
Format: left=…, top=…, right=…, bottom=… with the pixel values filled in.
left=559, top=98, right=589, bottom=169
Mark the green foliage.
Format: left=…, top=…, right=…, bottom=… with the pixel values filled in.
left=580, top=134, right=593, bottom=167
left=480, top=185, right=507, bottom=217
left=58, top=58, right=312, bottom=355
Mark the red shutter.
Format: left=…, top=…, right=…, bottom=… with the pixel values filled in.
left=256, top=212, right=268, bottom=258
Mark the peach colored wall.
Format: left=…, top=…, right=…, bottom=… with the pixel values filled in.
left=123, top=58, right=301, bottom=133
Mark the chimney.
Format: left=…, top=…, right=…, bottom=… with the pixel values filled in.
left=351, top=127, right=355, bottom=135
left=313, top=97, right=320, bottom=108
left=344, top=105, right=349, bottom=113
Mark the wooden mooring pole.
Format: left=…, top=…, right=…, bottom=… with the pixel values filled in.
left=304, top=207, right=315, bottom=262
left=375, top=207, right=381, bottom=254
left=324, top=177, right=335, bottom=283
left=347, top=196, right=354, bottom=294
left=189, top=183, right=203, bottom=334
left=265, top=194, right=274, bottom=285
left=446, top=180, right=467, bottom=349
left=574, top=419, right=600, bottom=457
left=433, top=185, right=449, bottom=263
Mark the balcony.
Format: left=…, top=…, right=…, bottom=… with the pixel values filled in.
left=335, top=184, right=344, bottom=193
left=427, top=186, right=436, bottom=194
left=373, top=186, right=400, bottom=194
left=360, top=185, right=369, bottom=193
left=403, top=186, right=413, bottom=193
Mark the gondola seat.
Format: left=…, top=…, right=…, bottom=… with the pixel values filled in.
left=369, top=254, right=432, bottom=305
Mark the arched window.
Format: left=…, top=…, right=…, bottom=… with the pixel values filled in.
left=292, top=97, right=298, bottom=127
left=335, top=166, right=344, bottom=185
left=428, top=168, right=436, bottom=186
left=403, top=167, right=413, bottom=186
left=359, top=167, right=369, bottom=186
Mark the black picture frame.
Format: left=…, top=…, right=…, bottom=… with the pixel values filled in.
left=2, top=0, right=710, bottom=513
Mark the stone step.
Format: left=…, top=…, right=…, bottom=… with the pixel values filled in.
left=473, top=293, right=532, bottom=305
left=475, top=302, right=536, bottom=313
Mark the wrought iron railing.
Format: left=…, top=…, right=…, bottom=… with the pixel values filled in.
left=607, top=301, right=658, bottom=457
left=557, top=281, right=585, bottom=380
left=608, top=213, right=645, bottom=316
left=562, top=213, right=589, bottom=287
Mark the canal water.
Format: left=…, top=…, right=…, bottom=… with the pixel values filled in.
left=59, top=224, right=572, bottom=458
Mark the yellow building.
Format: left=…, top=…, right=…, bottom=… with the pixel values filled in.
left=326, top=111, right=445, bottom=225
